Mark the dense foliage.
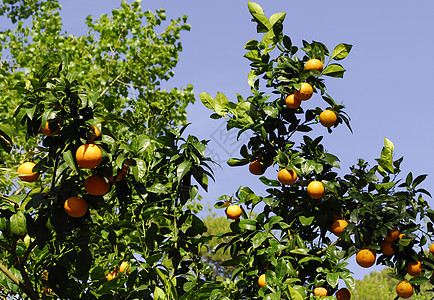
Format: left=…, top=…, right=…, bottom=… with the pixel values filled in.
left=200, top=2, right=433, bottom=299
left=0, top=1, right=433, bottom=299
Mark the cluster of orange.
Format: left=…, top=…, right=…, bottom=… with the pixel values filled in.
left=313, top=286, right=351, bottom=299
left=18, top=121, right=133, bottom=281
left=17, top=122, right=115, bottom=219
left=106, top=261, right=130, bottom=281
left=353, top=227, right=434, bottom=299
left=285, top=59, right=337, bottom=128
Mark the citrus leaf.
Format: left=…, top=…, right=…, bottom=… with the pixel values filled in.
left=199, top=92, right=215, bottom=110
left=332, top=43, right=352, bottom=60
left=323, top=64, right=346, bottom=78
left=10, top=211, right=27, bottom=236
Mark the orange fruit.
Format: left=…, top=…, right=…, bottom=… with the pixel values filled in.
left=258, top=274, right=266, bottom=287
left=249, top=161, right=265, bottom=175
left=331, top=219, right=348, bottom=237
left=385, top=228, right=399, bottom=242
left=226, top=205, right=242, bottom=220
left=304, top=59, right=323, bottom=72
left=430, top=243, right=434, bottom=255
left=75, top=144, right=102, bottom=169
left=319, top=110, right=337, bottom=128
left=64, top=196, right=88, bottom=218
left=106, top=269, right=118, bottom=281
left=84, top=175, right=110, bottom=196
left=41, top=119, right=61, bottom=136
left=335, top=288, right=351, bottom=300
left=17, top=162, right=39, bottom=182
left=277, top=168, right=298, bottom=185
left=399, top=233, right=405, bottom=239
left=313, top=286, right=327, bottom=296
left=307, top=181, right=325, bottom=199
left=87, top=124, right=101, bottom=142
left=356, top=249, right=376, bottom=268
left=119, top=261, right=130, bottom=274
left=380, top=240, right=395, bottom=256
left=407, top=261, right=422, bottom=276
left=294, top=82, right=313, bottom=101
left=396, top=281, right=413, bottom=298
left=285, top=94, right=301, bottom=109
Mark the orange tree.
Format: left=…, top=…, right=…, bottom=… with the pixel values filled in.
left=0, top=1, right=215, bottom=299
left=200, top=2, right=434, bottom=299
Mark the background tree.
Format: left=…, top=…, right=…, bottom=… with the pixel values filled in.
left=355, top=268, right=434, bottom=300
left=200, top=2, right=433, bottom=299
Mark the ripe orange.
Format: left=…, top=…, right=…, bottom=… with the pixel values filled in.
left=226, top=205, right=242, bottom=220
left=75, top=144, right=102, bottom=169
left=313, top=287, right=327, bottom=296
left=277, top=168, right=298, bottom=185
left=399, top=233, right=405, bottom=239
left=319, top=110, right=337, bottom=128
left=64, top=197, right=88, bottom=218
left=285, top=94, right=302, bottom=109
left=119, top=261, right=130, bottom=274
left=17, top=162, right=40, bottom=182
left=307, top=181, right=325, bottom=199
left=84, top=175, right=110, bottom=196
left=396, top=281, right=413, bottom=298
left=430, top=243, right=434, bottom=255
left=407, top=261, right=422, bottom=276
left=380, top=240, right=395, bottom=256
left=331, top=219, right=348, bottom=237
left=106, top=269, right=118, bottom=281
left=87, top=124, right=101, bottom=142
left=356, top=249, right=376, bottom=268
left=335, top=288, right=351, bottom=300
left=249, top=161, right=265, bottom=175
left=258, top=274, right=266, bottom=287
left=41, top=119, right=61, bottom=136
left=304, top=59, right=324, bottom=72
left=385, top=228, right=399, bottom=242
left=294, top=82, right=313, bottom=101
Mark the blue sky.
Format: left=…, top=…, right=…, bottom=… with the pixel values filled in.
left=5, top=0, right=434, bottom=282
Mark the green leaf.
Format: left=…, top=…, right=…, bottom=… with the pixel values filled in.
left=409, top=276, right=429, bottom=285
left=199, top=92, right=214, bottom=110
left=269, top=12, right=286, bottom=27
left=239, top=219, right=257, bottom=231
left=326, top=273, right=339, bottom=288
left=215, top=92, right=229, bottom=116
left=147, top=183, right=168, bottom=194
left=299, top=216, right=314, bottom=226
left=287, top=286, right=304, bottom=300
left=63, top=150, right=77, bottom=172
left=10, top=211, right=27, bottom=236
left=244, top=50, right=262, bottom=63
left=251, top=13, right=271, bottom=33
left=263, top=106, right=278, bottom=118
left=248, top=70, right=258, bottom=87
left=227, top=158, right=249, bottom=166
left=252, top=231, right=268, bottom=248
left=339, top=272, right=355, bottom=290
left=177, top=161, right=192, bottom=184
left=245, top=39, right=259, bottom=50
left=275, top=259, right=288, bottom=279
left=247, top=2, right=264, bottom=15
left=323, top=64, right=346, bottom=78
left=331, top=43, right=352, bottom=60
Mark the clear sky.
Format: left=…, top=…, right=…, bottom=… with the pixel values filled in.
left=5, top=0, right=434, bottom=282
